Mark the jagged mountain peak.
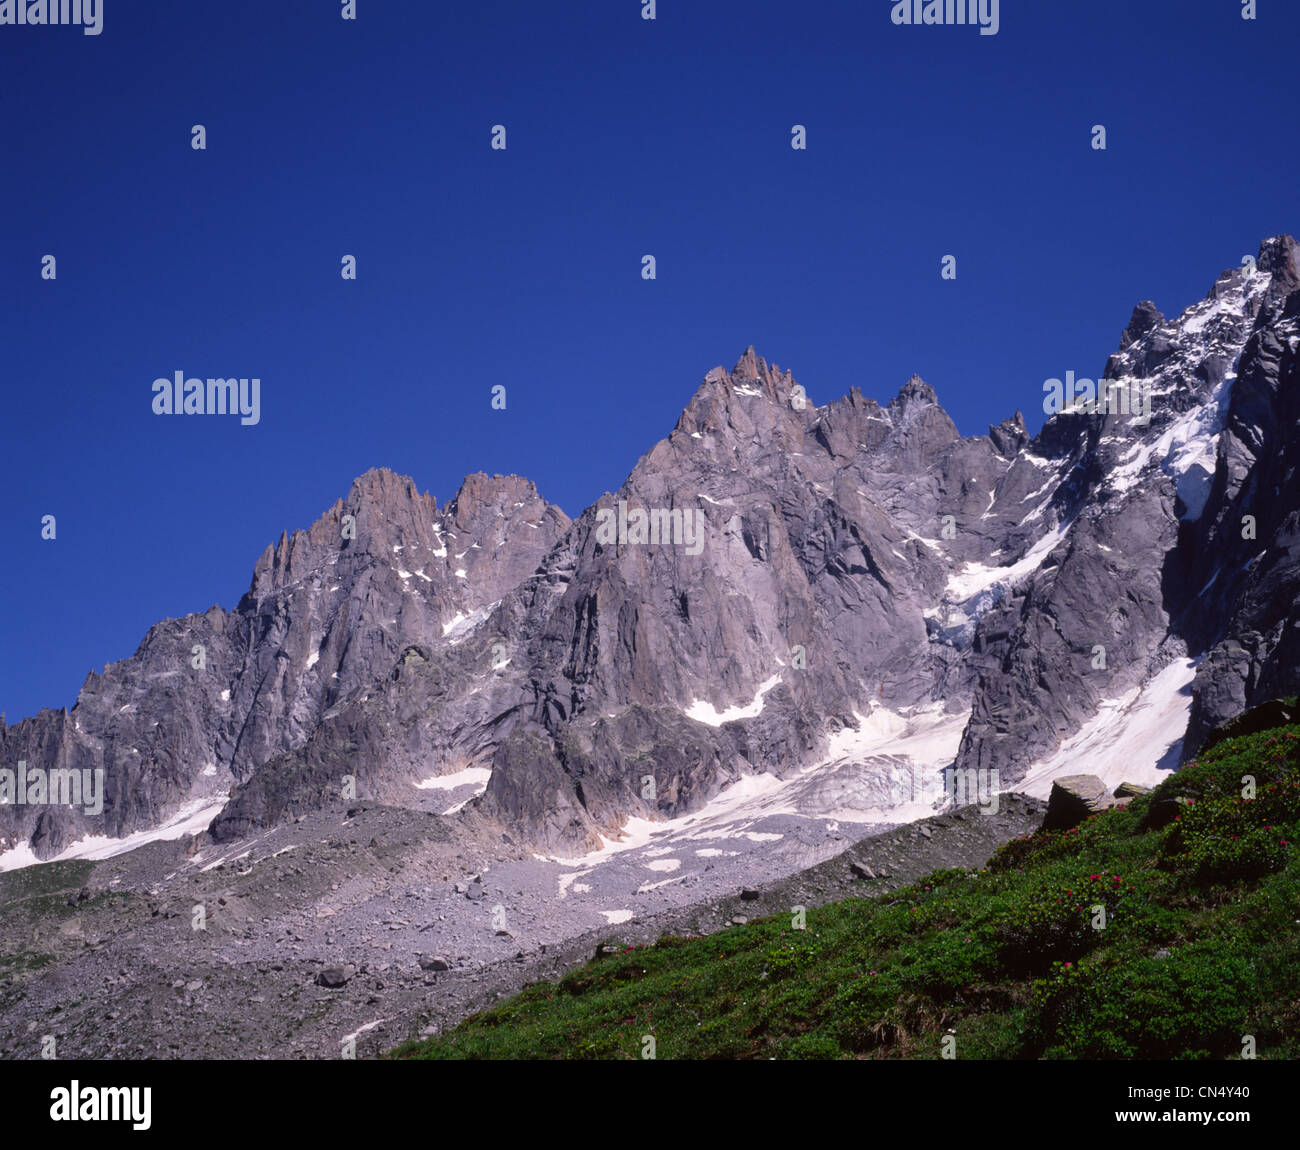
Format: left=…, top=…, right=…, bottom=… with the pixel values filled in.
left=675, top=348, right=805, bottom=444
left=1120, top=300, right=1165, bottom=349
left=887, top=373, right=939, bottom=415
left=5, top=239, right=1300, bottom=868
left=347, top=465, right=431, bottom=505
left=449, top=471, right=546, bottom=512
left=732, top=344, right=764, bottom=379
left=728, top=344, right=795, bottom=386
left=696, top=346, right=796, bottom=391
left=1256, top=232, right=1299, bottom=290
left=988, top=411, right=1028, bottom=458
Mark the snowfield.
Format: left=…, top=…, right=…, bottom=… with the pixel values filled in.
left=0, top=793, right=228, bottom=873
left=1017, top=658, right=1196, bottom=798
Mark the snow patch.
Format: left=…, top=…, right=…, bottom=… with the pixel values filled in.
left=558, top=870, right=593, bottom=899
left=0, top=794, right=228, bottom=873
left=685, top=674, right=782, bottom=727
left=600, top=909, right=634, bottom=924
left=414, top=766, right=492, bottom=791
left=343, top=1018, right=386, bottom=1044
left=441, top=602, right=497, bottom=641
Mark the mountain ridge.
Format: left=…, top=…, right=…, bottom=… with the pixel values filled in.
left=3, top=234, right=1297, bottom=864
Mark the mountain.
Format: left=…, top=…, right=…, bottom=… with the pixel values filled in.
left=0, top=471, right=569, bottom=857
left=2, top=235, right=1298, bottom=864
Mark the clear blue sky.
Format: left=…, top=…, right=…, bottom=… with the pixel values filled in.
left=2, top=0, right=1296, bottom=722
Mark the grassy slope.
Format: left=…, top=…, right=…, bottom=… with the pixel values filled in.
left=389, top=717, right=1300, bottom=1060
left=0, top=860, right=99, bottom=979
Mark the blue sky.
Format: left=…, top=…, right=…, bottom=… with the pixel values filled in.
left=2, top=0, right=1297, bottom=721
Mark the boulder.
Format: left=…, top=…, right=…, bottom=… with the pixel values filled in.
left=1113, top=781, right=1152, bottom=799
left=1042, top=774, right=1115, bottom=830
left=316, top=965, right=352, bottom=988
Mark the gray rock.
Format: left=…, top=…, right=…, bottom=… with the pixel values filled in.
left=1113, top=781, right=1152, bottom=799
left=315, top=966, right=351, bottom=988
left=1198, top=699, right=1296, bottom=756
left=1043, top=775, right=1116, bottom=830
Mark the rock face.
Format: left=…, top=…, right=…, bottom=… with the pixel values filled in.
left=956, top=235, right=1300, bottom=782
left=3, top=236, right=1299, bottom=861
left=1198, top=698, right=1297, bottom=756
left=1177, top=237, right=1300, bottom=753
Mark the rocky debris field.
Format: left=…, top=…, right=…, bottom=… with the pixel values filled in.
left=0, top=792, right=1044, bottom=1059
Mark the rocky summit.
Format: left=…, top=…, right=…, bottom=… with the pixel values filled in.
left=0, top=237, right=1297, bottom=1058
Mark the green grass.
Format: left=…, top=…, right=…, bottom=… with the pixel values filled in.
left=388, top=720, right=1300, bottom=1060
left=0, top=951, right=55, bottom=974
left=0, top=859, right=95, bottom=905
